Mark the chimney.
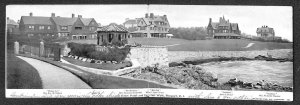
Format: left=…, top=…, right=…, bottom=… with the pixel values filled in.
left=29, top=12, right=33, bottom=16
left=219, top=17, right=222, bottom=22
left=150, top=13, right=154, bottom=18
left=72, top=13, right=75, bottom=18
left=145, top=13, right=149, bottom=18
left=209, top=18, right=212, bottom=24
left=51, top=13, right=55, bottom=17
left=78, top=15, right=82, bottom=18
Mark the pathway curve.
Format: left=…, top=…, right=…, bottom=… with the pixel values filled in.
left=243, top=43, right=255, bottom=48
left=17, top=56, right=91, bottom=89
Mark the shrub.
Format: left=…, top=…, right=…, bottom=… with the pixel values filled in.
left=68, top=42, right=95, bottom=58
left=68, top=42, right=131, bottom=63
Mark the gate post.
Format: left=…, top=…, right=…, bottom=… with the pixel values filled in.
left=53, top=44, right=61, bottom=61
left=14, top=41, right=19, bottom=54
left=40, top=41, right=44, bottom=57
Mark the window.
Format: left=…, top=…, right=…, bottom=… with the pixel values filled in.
left=75, top=27, right=82, bottom=30
left=48, top=26, right=51, bottom=30
left=90, top=27, right=95, bottom=31
left=29, top=26, right=34, bottom=30
left=28, top=34, right=34, bottom=37
left=39, top=26, right=45, bottom=30
left=61, top=26, right=68, bottom=30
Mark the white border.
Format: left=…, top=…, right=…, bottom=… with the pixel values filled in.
left=6, top=89, right=293, bottom=101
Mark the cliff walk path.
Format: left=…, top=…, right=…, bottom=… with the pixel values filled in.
left=17, top=56, right=91, bottom=89
left=243, top=43, right=255, bottom=48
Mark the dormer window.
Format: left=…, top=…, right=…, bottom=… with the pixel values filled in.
left=61, top=26, right=68, bottom=30
left=90, top=27, right=95, bottom=31
left=75, top=27, right=82, bottom=30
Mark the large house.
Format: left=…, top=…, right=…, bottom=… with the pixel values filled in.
left=207, top=16, right=241, bottom=39
left=6, top=17, right=19, bottom=35
left=123, top=13, right=170, bottom=38
left=19, top=12, right=98, bottom=40
left=256, top=25, right=281, bottom=40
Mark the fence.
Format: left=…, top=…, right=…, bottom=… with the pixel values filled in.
left=14, top=41, right=63, bottom=61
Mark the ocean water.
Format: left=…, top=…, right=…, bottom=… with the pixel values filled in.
left=198, top=60, right=293, bottom=87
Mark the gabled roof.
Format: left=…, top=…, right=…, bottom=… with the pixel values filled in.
left=97, top=23, right=129, bottom=32
left=257, top=27, right=274, bottom=33
left=140, top=18, right=151, bottom=25
left=7, top=18, right=18, bottom=25
left=211, top=22, right=219, bottom=29
left=80, top=18, right=93, bottom=26
left=231, top=23, right=238, bottom=30
left=124, top=19, right=138, bottom=24
left=126, top=27, right=138, bottom=32
left=51, top=17, right=78, bottom=26
left=21, top=16, right=52, bottom=25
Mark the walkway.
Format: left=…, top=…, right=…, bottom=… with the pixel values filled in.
left=243, top=43, right=255, bottom=48
left=17, top=56, right=91, bottom=89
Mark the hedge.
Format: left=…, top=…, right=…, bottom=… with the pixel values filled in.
left=68, top=42, right=131, bottom=63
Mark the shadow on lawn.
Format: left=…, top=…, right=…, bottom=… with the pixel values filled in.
left=7, top=54, right=43, bottom=89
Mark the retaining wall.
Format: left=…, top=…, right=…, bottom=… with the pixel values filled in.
left=168, top=49, right=293, bottom=62
left=128, top=46, right=169, bottom=67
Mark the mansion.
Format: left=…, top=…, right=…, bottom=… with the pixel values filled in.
left=19, top=12, right=99, bottom=40
left=123, top=13, right=171, bottom=38
left=256, top=25, right=281, bottom=40
left=207, top=16, right=241, bottom=39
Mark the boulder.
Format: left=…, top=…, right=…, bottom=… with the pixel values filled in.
left=253, top=85, right=262, bottom=89
left=95, top=60, right=102, bottom=64
left=79, top=57, right=83, bottom=60
left=86, top=59, right=91, bottom=62
left=82, top=58, right=87, bottom=62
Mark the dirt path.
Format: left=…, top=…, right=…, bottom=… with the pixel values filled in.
left=243, top=43, right=255, bottom=48
left=17, top=56, right=91, bottom=89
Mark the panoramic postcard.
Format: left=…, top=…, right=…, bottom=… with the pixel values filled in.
left=6, top=5, right=293, bottom=100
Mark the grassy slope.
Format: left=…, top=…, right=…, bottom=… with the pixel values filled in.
left=68, top=38, right=292, bottom=51
left=62, top=57, right=131, bottom=70
left=129, top=38, right=292, bottom=51
left=7, top=54, right=43, bottom=89
left=69, top=38, right=293, bottom=51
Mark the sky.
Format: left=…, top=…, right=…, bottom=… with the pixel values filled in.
left=6, top=5, right=293, bottom=41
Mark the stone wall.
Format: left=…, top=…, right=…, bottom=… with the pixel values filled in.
left=128, top=46, right=169, bottom=67
left=169, top=49, right=293, bottom=62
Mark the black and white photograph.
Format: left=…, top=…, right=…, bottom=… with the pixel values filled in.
left=5, top=4, right=293, bottom=101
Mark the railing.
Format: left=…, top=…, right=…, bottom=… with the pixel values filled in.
left=14, top=41, right=63, bottom=61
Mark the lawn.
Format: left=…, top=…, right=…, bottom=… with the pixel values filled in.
left=7, top=54, right=43, bottom=89
left=62, top=57, right=132, bottom=70
left=66, top=38, right=292, bottom=51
